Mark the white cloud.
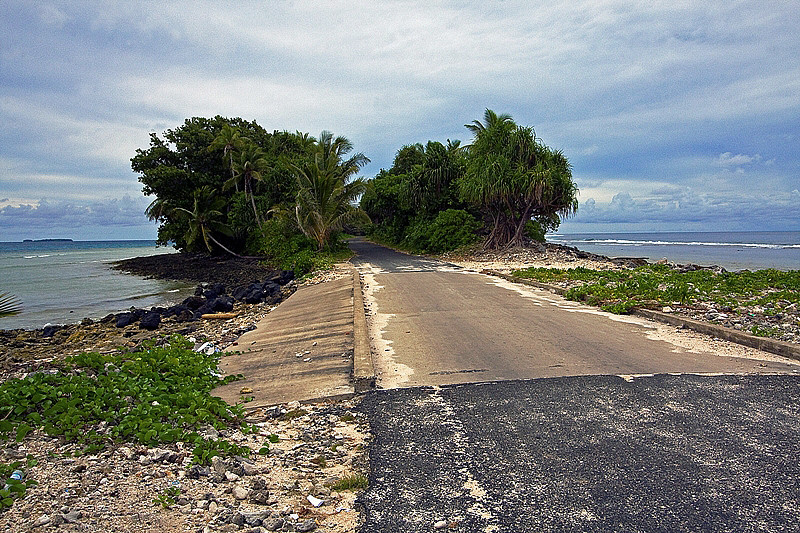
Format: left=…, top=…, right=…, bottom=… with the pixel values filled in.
left=717, top=152, right=761, bottom=166
left=2, top=0, right=799, bottom=234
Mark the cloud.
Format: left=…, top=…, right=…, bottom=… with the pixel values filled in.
left=564, top=188, right=800, bottom=231
left=717, top=152, right=761, bottom=166
left=0, top=196, right=156, bottom=240
left=1, top=1, right=799, bottom=235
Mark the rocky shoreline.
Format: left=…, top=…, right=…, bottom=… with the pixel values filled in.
left=0, top=254, right=298, bottom=374
left=0, top=253, right=370, bottom=533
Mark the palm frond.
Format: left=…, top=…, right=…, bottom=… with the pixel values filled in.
left=0, top=292, right=22, bottom=318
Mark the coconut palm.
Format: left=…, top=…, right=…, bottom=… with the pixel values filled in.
left=209, top=123, right=245, bottom=192
left=173, top=186, right=240, bottom=256
left=228, top=143, right=268, bottom=230
left=0, top=292, right=21, bottom=318
left=291, top=132, right=370, bottom=249
left=403, top=139, right=466, bottom=213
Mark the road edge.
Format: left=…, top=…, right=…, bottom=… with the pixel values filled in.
left=483, top=269, right=800, bottom=363
left=351, top=265, right=376, bottom=392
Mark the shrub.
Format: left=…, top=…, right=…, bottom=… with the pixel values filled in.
left=403, top=209, right=481, bottom=253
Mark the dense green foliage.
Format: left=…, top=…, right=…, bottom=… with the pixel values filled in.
left=360, top=110, right=578, bottom=253
left=133, top=116, right=365, bottom=268
left=251, top=218, right=354, bottom=277
left=133, top=116, right=307, bottom=253
left=512, top=265, right=800, bottom=317
left=0, top=336, right=250, bottom=462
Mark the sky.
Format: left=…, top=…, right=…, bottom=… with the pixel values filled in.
left=1, top=1, right=798, bottom=241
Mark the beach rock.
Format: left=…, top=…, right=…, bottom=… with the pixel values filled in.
left=115, top=313, right=136, bottom=328
left=232, top=485, right=250, bottom=500
left=210, top=296, right=235, bottom=313
left=203, top=283, right=227, bottom=299
left=296, top=518, right=317, bottom=532
left=183, top=296, right=206, bottom=311
left=263, top=517, right=284, bottom=531
left=41, top=325, right=61, bottom=337
left=139, top=312, right=161, bottom=330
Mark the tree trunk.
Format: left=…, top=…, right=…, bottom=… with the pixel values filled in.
left=207, top=233, right=244, bottom=258
left=246, top=178, right=264, bottom=230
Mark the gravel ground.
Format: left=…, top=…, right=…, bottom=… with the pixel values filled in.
left=0, top=400, right=369, bottom=532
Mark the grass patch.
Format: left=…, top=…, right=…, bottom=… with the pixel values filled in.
left=281, top=408, right=308, bottom=421
left=0, top=457, right=38, bottom=512
left=0, top=335, right=250, bottom=465
left=512, top=265, right=800, bottom=317
left=329, top=473, right=368, bottom=491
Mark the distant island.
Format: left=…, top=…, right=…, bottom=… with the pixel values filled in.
left=22, top=238, right=74, bottom=242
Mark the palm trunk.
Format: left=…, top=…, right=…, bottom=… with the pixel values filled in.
left=246, top=177, right=264, bottom=230
left=207, top=233, right=244, bottom=258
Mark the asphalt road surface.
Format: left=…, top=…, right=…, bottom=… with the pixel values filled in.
left=358, top=375, right=800, bottom=532
left=349, top=239, right=799, bottom=385
left=350, top=240, right=800, bottom=532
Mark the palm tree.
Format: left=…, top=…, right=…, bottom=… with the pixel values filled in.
left=209, top=123, right=244, bottom=193
left=0, top=292, right=21, bottom=318
left=291, top=132, right=370, bottom=249
left=229, top=143, right=268, bottom=230
left=173, top=186, right=241, bottom=256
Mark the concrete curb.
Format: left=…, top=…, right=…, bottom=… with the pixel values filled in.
left=483, top=269, right=800, bottom=363
left=351, top=265, right=376, bottom=392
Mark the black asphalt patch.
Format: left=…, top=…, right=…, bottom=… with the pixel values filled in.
left=358, top=374, right=800, bottom=532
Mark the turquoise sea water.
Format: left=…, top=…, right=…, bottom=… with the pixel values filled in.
left=547, top=231, right=800, bottom=272
left=0, top=240, right=193, bottom=330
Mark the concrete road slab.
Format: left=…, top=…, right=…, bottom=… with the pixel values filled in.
left=213, top=275, right=355, bottom=407
left=350, top=239, right=799, bottom=388
left=358, top=374, right=800, bottom=532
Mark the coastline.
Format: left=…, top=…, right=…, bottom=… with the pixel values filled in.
left=0, top=253, right=297, bottom=375
left=0, top=254, right=368, bottom=533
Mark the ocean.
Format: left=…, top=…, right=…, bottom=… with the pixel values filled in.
left=547, top=231, right=800, bottom=272
left=0, top=240, right=194, bottom=331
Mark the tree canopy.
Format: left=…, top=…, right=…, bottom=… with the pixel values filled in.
left=460, top=109, right=578, bottom=249
left=132, top=116, right=310, bottom=253
left=361, top=109, right=578, bottom=252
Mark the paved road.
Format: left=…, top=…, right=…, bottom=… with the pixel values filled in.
left=358, top=375, right=800, bottom=532
left=349, top=239, right=799, bottom=386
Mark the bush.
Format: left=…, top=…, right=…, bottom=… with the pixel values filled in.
left=250, top=218, right=317, bottom=275
left=250, top=218, right=353, bottom=278
left=525, top=220, right=546, bottom=243
left=403, top=209, right=481, bottom=253
left=0, top=336, right=250, bottom=462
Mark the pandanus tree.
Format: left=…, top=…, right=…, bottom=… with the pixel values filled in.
left=291, top=131, right=370, bottom=249
left=173, top=186, right=241, bottom=256
left=460, top=109, right=578, bottom=249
